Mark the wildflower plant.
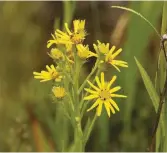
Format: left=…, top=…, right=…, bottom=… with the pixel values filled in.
left=33, top=19, right=128, bottom=151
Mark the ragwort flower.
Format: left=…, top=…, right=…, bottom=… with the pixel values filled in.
left=47, top=20, right=86, bottom=47
left=52, top=86, right=66, bottom=99
left=94, top=41, right=128, bottom=72
left=33, top=65, right=62, bottom=82
left=84, top=72, right=127, bottom=117
left=76, top=44, right=97, bottom=59
left=48, top=48, right=64, bottom=60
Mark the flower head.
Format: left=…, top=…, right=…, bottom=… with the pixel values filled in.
left=76, top=44, right=97, bottom=59
left=94, top=41, right=128, bottom=72
left=84, top=72, right=127, bottom=117
left=93, top=41, right=110, bottom=54
left=52, top=86, right=66, bottom=99
left=48, top=48, right=64, bottom=60
left=47, top=20, right=86, bottom=48
left=33, top=65, right=62, bottom=82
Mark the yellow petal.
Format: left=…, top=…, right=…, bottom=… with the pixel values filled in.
left=87, top=80, right=100, bottom=91
left=84, top=88, right=98, bottom=94
left=104, top=101, right=111, bottom=117
left=84, top=94, right=99, bottom=100
left=109, top=45, right=116, bottom=54
left=93, top=44, right=98, bottom=52
left=109, top=99, right=120, bottom=111
left=111, top=63, right=121, bottom=72
left=65, top=23, right=72, bottom=35
left=109, top=104, right=116, bottom=114
left=46, top=65, right=51, bottom=72
left=87, top=99, right=100, bottom=112
left=56, top=29, right=69, bottom=38
left=110, top=94, right=127, bottom=98
left=106, top=43, right=110, bottom=51
left=109, top=86, right=121, bottom=93
left=96, top=101, right=103, bottom=116
left=112, top=60, right=128, bottom=67
left=88, top=51, right=98, bottom=58
left=34, top=76, right=44, bottom=79
left=95, top=76, right=102, bottom=88
left=55, top=32, right=68, bottom=39
left=33, top=72, right=41, bottom=75
left=107, top=75, right=117, bottom=89
left=41, top=71, right=49, bottom=75
left=112, top=48, right=122, bottom=59
left=40, top=79, right=50, bottom=82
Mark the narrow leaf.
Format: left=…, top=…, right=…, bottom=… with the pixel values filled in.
left=135, top=57, right=165, bottom=137
left=135, top=57, right=159, bottom=111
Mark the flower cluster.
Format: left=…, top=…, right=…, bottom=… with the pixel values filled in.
left=33, top=19, right=128, bottom=117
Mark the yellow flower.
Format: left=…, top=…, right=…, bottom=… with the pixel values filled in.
left=93, top=41, right=128, bottom=72
left=76, top=44, right=98, bottom=59
left=48, top=48, right=64, bottom=60
left=93, top=40, right=110, bottom=54
left=47, top=20, right=86, bottom=47
left=52, top=86, right=66, bottom=99
left=47, top=34, right=58, bottom=48
left=84, top=72, right=127, bottom=117
left=33, top=65, right=62, bottom=82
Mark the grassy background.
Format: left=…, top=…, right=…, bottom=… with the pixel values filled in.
left=0, top=1, right=165, bottom=151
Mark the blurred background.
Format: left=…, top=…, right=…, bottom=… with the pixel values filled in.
left=0, top=1, right=164, bottom=151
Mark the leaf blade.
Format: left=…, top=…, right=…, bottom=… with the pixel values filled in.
left=134, top=57, right=159, bottom=111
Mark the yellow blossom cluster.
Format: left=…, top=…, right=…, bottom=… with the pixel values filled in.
left=33, top=19, right=128, bottom=117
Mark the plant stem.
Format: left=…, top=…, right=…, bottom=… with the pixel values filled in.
left=148, top=80, right=167, bottom=151
left=148, top=2, right=167, bottom=151
left=161, top=2, right=167, bottom=35
left=84, top=114, right=97, bottom=145
left=78, top=59, right=100, bottom=94
left=74, top=117, right=84, bottom=151
left=72, top=47, right=84, bottom=151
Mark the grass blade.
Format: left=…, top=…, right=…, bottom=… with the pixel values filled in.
left=135, top=57, right=159, bottom=111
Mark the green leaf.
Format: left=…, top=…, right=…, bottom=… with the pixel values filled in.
left=134, top=57, right=159, bottom=112
left=135, top=57, right=165, bottom=139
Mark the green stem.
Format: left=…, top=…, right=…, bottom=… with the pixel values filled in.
left=84, top=114, right=97, bottom=145
left=161, top=2, right=167, bottom=35
left=73, top=116, right=84, bottom=151
left=72, top=47, right=84, bottom=151
left=63, top=1, right=76, bottom=28
left=161, top=2, right=167, bottom=152
left=78, top=59, right=100, bottom=94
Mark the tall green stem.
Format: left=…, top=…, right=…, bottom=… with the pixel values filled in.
left=72, top=48, right=84, bottom=151
left=83, top=114, right=97, bottom=145
left=161, top=2, right=167, bottom=34
left=161, top=2, right=167, bottom=152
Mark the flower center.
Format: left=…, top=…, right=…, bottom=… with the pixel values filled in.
left=52, top=71, right=58, bottom=78
left=70, top=30, right=86, bottom=44
left=71, top=34, right=83, bottom=44
left=99, top=89, right=110, bottom=101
